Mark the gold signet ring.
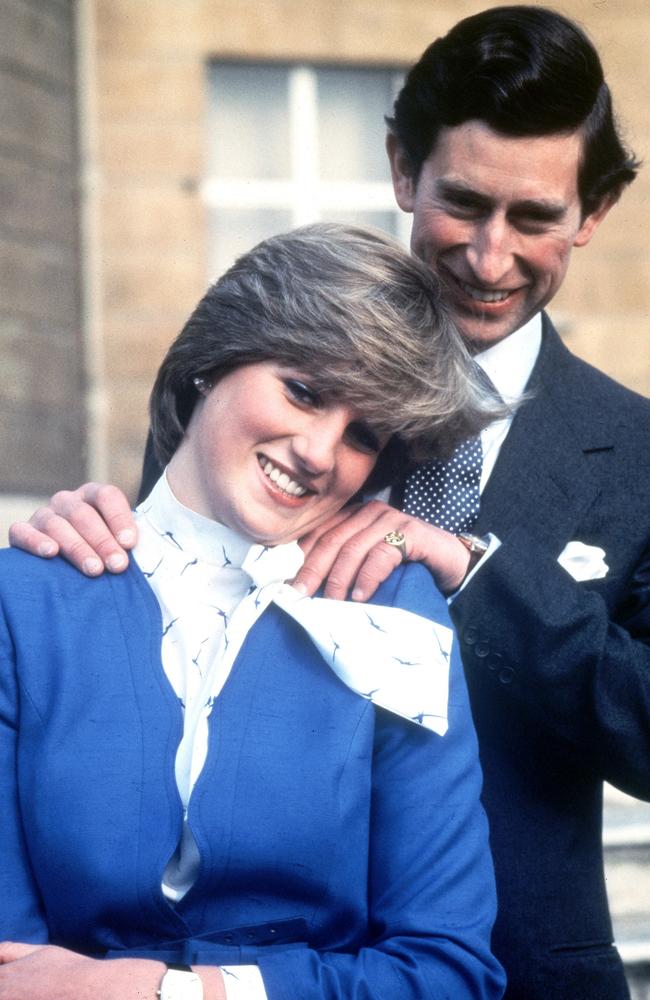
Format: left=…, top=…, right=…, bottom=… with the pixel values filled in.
left=383, top=530, right=407, bottom=562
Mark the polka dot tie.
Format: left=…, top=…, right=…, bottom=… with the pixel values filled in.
left=401, top=435, right=482, bottom=533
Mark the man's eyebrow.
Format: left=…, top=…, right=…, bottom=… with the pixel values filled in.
left=509, top=198, right=567, bottom=220
left=436, top=179, right=492, bottom=207
left=435, top=179, right=567, bottom=219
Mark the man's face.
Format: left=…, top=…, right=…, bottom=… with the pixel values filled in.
left=388, top=121, right=611, bottom=350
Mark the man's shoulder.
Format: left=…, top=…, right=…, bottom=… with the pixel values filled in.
left=540, top=317, right=650, bottom=427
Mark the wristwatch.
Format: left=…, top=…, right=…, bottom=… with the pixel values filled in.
left=156, top=965, right=203, bottom=1000
left=456, top=532, right=490, bottom=573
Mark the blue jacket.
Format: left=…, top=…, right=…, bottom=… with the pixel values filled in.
left=0, top=550, right=504, bottom=999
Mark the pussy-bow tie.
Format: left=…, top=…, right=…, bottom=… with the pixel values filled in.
left=242, top=546, right=452, bottom=736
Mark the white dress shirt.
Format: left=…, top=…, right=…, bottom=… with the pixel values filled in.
left=475, top=312, right=542, bottom=490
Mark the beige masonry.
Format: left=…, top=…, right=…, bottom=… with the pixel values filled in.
left=81, top=0, right=650, bottom=497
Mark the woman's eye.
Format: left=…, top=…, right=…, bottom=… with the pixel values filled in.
left=346, top=422, right=381, bottom=454
left=284, top=379, right=321, bottom=407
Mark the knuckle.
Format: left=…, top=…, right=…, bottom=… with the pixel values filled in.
left=50, top=490, right=76, bottom=513
left=30, top=506, right=56, bottom=529
left=295, top=564, right=322, bottom=584
left=67, top=538, right=91, bottom=559
left=338, top=537, right=371, bottom=560
left=93, top=482, right=121, bottom=505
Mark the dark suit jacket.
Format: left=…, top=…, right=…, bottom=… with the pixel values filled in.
left=452, top=315, right=650, bottom=999
left=139, top=315, right=650, bottom=998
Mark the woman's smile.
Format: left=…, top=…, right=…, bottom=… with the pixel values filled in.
left=257, top=453, right=311, bottom=501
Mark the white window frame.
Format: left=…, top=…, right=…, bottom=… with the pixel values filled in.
left=202, top=64, right=411, bottom=247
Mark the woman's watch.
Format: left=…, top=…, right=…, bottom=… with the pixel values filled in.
left=157, top=965, right=203, bottom=1000
left=456, top=532, right=490, bottom=574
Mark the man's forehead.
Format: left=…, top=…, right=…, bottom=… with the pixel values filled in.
left=421, top=121, right=583, bottom=204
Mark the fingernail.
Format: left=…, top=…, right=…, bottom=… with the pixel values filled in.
left=106, top=553, right=128, bottom=572
left=117, top=529, right=135, bottom=546
left=83, top=557, right=103, bottom=575
left=292, top=581, right=308, bottom=596
left=38, top=542, right=57, bottom=558
left=351, top=587, right=364, bottom=602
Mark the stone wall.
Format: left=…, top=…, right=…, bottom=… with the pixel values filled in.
left=0, top=0, right=84, bottom=499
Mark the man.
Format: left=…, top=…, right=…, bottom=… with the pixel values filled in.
left=12, top=7, right=650, bottom=998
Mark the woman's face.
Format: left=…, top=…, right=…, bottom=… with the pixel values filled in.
left=167, top=362, right=385, bottom=545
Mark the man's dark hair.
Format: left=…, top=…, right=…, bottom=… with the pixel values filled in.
left=387, top=5, right=639, bottom=215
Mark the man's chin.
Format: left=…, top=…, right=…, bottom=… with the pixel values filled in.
left=455, top=316, right=520, bottom=353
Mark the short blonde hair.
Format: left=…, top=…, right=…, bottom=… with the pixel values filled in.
left=150, top=223, right=505, bottom=488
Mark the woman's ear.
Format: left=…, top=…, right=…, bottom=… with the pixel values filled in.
left=386, top=134, right=417, bottom=213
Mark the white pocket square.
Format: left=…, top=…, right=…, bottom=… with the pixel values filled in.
left=557, top=541, right=608, bottom=582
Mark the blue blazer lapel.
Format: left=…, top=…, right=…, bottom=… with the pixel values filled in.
left=474, top=317, right=613, bottom=557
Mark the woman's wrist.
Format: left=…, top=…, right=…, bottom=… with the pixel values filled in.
left=191, top=965, right=226, bottom=1000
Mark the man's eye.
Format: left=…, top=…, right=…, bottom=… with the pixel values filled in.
left=346, top=422, right=381, bottom=454
left=445, top=197, right=486, bottom=218
left=284, top=379, right=321, bottom=407
left=513, top=217, right=555, bottom=235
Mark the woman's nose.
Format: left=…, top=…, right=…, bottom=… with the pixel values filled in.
left=290, top=409, right=348, bottom=475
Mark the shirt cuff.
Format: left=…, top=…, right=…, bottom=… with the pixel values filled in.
left=221, top=964, right=268, bottom=1000
left=449, top=532, right=501, bottom=600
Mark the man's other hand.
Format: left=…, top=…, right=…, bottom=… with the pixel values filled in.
left=8, top=483, right=136, bottom=576
left=295, top=500, right=471, bottom=600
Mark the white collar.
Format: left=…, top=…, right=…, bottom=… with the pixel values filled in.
left=475, top=313, right=542, bottom=404
left=138, top=472, right=305, bottom=583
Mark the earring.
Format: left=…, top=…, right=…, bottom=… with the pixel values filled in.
left=193, top=376, right=212, bottom=395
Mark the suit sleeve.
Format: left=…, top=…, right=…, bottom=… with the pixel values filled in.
left=0, top=602, right=50, bottom=941
left=257, top=564, right=505, bottom=1000
left=453, top=525, right=650, bottom=800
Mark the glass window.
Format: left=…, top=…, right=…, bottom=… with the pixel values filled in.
left=204, top=62, right=406, bottom=276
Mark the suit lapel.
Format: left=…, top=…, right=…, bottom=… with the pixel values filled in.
left=474, top=317, right=613, bottom=557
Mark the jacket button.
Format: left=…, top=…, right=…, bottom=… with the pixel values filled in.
left=498, top=667, right=515, bottom=684
left=475, top=640, right=490, bottom=658
left=464, top=626, right=478, bottom=645
left=487, top=653, right=503, bottom=672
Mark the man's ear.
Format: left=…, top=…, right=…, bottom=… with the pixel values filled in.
left=386, top=133, right=417, bottom=212
left=573, top=194, right=616, bottom=248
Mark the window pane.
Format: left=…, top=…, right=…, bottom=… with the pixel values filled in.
left=320, top=208, right=400, bottom=237
left=207, top=207, right=293, bottom=278
left=317, top=68, right=396, bottom=183
left=207, top=64, right=291, bottom=179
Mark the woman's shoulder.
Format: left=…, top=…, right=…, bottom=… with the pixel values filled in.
left=0, top=548, right=146, bottom=606
left=369, top=561, right=451, bottom=627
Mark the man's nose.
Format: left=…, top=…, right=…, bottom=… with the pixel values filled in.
left=466, top=216, right=515, bottom=285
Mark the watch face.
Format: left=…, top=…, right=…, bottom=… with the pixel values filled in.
left=159, top=968, right=203, bottom=1000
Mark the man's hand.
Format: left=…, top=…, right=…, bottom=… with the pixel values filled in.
left=8, top=483, right=136, bottom=576
left=295, top=500, right=471, bottom=600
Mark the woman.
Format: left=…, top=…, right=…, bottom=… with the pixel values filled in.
left=0, top=224, right=505, bottom=999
